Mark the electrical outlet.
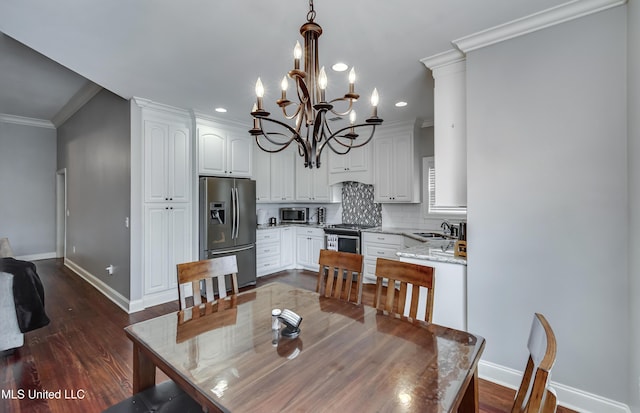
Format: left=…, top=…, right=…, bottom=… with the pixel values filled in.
left=72, top=246, right=76, bottom=254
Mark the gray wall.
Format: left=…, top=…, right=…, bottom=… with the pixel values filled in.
left=628, top=0, right=640, bottom=410
left=466, top=6, right=628, bottom=403
left=0, top=121, right=56, bottom=257
left=57, top=89, right=131, bottom=298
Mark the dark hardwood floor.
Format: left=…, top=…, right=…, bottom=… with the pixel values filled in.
left=0, top=259, right=574, bottom=412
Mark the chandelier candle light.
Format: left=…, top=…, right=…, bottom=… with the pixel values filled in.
left=250, top=0, right=383, bottom=169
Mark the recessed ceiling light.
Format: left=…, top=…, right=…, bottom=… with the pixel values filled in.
left=395, top=101, right=408, bottom=107
left=332, top=62, right=348, bottom=72
left=215, top=107, right=227, bottom=113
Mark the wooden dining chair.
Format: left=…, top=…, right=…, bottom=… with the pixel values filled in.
left=511, top=313, right=558, bottom=413
left=373, top=257, right=435, bottom=322
left=316, top=249, right=364, bottom=304
left=176, top=255, right=239, bottom=323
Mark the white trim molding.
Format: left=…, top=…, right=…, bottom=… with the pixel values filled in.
left=132, top=96, right=191, bottom=118
left=191, top=109, right=250, bottom=130
left=51, top=82, right=103, bottom=128
left=64, top=258, right=137, bottom=314
left=479, top=360, right=631, bottom=413
left=452, top=0, right=627, bottom=53
left=420, top=49, right=466, bottom=71
left=14, top=252, right=57, bottom=261
left=0, top=113, right=55, bottom=129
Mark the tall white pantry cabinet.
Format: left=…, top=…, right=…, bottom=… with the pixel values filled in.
left=132, top=99, right=193, bottom=309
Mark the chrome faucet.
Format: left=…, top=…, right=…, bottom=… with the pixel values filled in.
left=441, top=220, right=452, bottom=236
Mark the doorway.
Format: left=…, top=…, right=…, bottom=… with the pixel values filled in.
left=56, top=168, right=67, bottom=259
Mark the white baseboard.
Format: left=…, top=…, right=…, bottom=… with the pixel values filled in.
left=479, top=360, right=631, bottom=413
left=141, top=289, right=178, bottom=309
left=128, top=299, right=145, bottom=313
left=64, top=258, right=136, bottom=314
left=15, top=252, right=57, bottom=262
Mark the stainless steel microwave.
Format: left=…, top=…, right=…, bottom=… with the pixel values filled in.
left=280, top=207, right=309, bottom=224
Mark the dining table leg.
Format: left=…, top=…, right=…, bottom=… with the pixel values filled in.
left=458, top=367, right=480, bottom=413
left=132, top=343, right=156, bottom=393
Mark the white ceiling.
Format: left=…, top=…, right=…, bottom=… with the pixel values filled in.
left=0, top=0, right=569, bottom=126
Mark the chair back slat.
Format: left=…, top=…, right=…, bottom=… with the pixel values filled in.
left=373, top=258, right=435, bottom=323
left=317, top=250, right=364, bottom=305
left=511, top=313, right=557, bottom=413
left=216, top=275, right=228, bottom=299
left=176, top=256, right=239, bottom=322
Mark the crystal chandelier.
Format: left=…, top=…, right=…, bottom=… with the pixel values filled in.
left=249, top=0, right=383, bottom=169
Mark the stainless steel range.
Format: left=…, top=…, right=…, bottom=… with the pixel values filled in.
left=323, top=224, right=376, bottom=255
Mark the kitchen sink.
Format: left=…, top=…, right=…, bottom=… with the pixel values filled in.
left=428, top=249, right=455, bottom=257
left=413, top=232, right=448, bottom=239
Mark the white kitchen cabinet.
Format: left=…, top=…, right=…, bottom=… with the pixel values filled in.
left=254, top=145, right=296, bottom=203
left=144, top=120, right=190, bottom=203
left=328, top=144, right=373, bottom=185
left=373, top=122, right=424, bottom=203
left=256, top=228, right=281, bottom=277
left=197, top=121, right=252, bottom=177
left=296, top=227, right=324, bottom=271
left=256, top=227, right=297, bottom=277
left=280, top=227, right=295, bottom=269
left=143, top=204, right=191, bottom=298
left=136, top=102, right=194, bottom=309
left=362, top=232, right=405, bottom=283
left=270, top=148, right=296, bottom=201
left=254, top=145, right=272, bottom=202
left=399, top=257, right=467, bottom=331
left=295, top=151, right=336, bottom=202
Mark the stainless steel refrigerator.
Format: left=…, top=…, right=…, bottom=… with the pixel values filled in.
left=199, top=177, right=257, bottom=288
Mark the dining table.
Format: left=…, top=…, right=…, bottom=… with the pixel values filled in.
left=125, top=282, right=485, bottom=412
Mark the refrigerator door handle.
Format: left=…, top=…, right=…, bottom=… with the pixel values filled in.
left=234, top=187, right=240, bottom=239
left=207, top=244, right=255, bottom=255
left=231, top=187, right=237, bottom=239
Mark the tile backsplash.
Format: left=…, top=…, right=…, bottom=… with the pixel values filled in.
left=341, top=182, right=381, bottom=226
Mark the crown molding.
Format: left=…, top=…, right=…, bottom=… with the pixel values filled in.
left=421, top=119, right=434, bottom=128
left=420, top=49, right=466, bottom=71
left=191, top=109, right=251, bottom=130
left=51, top=82, right=103, bottom=128
left=452, top=0, right=627, bottom=53
left=0, top=113, right=55, bottom=129
left=132, top=97, right=191, bottom=118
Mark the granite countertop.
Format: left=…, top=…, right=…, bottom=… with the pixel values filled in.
left=362, top=227, right=467, bottom=266
left=257, top=223, right=328, bottom=230
left=362, top=226, right=431, bottom=242
left=258, top=225, right=467, bottom=265
left=396, top=242, right=467, bottom=266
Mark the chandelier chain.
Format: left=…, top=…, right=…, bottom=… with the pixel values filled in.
left=307, top=0, right=316, bottom=22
